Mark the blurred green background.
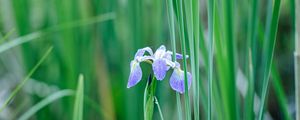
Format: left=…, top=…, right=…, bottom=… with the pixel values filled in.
left=0, top=0, right=296, bottom=119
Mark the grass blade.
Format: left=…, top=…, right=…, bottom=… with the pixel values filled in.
left=0, top=46, right=53, bottom=112
left=207, top=0, right=214, bottom=119
left=18, top=90, right=74, bottom=120
left=166, top=0, right=183, bottom=119
left=295, top=0, right=300, bottom=119
left=0, top=13, right=114, bottom=54
left=294, top=0, right=300, bottom=120
left=73, top=74, right=84, bottom=120
left=245, top=0, right=259, bottom=119
left=177, top=0, right=191, bottom=119
left=258, top=0, right=282, bottom=118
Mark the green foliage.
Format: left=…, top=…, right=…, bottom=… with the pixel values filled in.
left=0, top=0, right=293, bottom=119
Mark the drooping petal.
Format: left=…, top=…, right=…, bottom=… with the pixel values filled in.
left=152, top=58, right=168, bottom=80
left=127, top=61, right=143, bottom=88
left=137, top=56, right=154, bottom=62
left=169, top=68, right=192, bottom=93
left=154, top=45, right=166, bottom=59
left=135, top=47, right=153, bottom=58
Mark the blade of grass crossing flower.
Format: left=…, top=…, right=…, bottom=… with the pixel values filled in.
left=73, top=74, right=84, bottom=120
left=258, top=0, right=281, bottom=119
left=166, top=0, right=183, bottom=119
left=178, top=0, right=191, bottom=119
left=18, top=90, right=75, bottom=120
left=207, top=0, right=214, bottom=119
left=183, top=0, right=198, bottom=119
left=0, top=46, right=53, bottom=112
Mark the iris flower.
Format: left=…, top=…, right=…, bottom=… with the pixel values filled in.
left=127, top=45, right=192, bottom=93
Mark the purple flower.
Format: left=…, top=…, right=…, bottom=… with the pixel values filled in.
left=127, top=47, right=154, bottom=88
left=127, top=45, right=192, bottom=94
left=169, top=62, right=192, bottom=94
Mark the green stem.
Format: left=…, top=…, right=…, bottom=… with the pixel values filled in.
left=154, top=96, right=164, bottom=120
left=144, top=75, right=157, bottom=120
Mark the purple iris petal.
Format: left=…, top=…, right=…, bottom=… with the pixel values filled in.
left=154, top=45, right=166, bottom=58
left=169, top=69, right=192, bottom=93
left=135, top=47, right=153, bottom=58
left=152, top=59, right=169, bottom=80
left=127, top=61, right=143, bottom=88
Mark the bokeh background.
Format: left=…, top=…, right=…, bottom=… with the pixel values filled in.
left=0, top=0, right=296, bottom=119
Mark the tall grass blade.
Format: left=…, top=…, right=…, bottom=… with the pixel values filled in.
left=18, top=90, right=74, bottom=120
left=207, top=0, right=214, bottom=119
left=295, top=0, right=300, bottom=119
left=177, top=0, right=191, bottom=119
left=166, top=0, right=183, bottom=119
left=0, top=46, right=53, bottom=112
left=73, top=74, right=84, bottom=120
left=270, top=64, right=292, bottom=120
left=258, top=0, right=282, bottom=118
left=245, top=0, right=259, bottom=119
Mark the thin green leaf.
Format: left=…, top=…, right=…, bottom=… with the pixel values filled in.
left=258, top=0, right=282, bottom=118
left=18, top=89, right=74, bottom=120
left=166, top=0, right=183, bottom=119
left=73, top=74, right=84, bottom=120
left=0, top=46, right=53, bottom=112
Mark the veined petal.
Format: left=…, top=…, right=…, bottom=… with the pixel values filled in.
left=165, top=59, right=176, bottom=68
left=154, top=45, right=166, bottom=58
left=152, top=58, right=168, bottom=80
left=135, top=47, right=153, bottom=58
left=169, top=68, right=192, bottom=93
left=127, top=61, right=143, bottom=88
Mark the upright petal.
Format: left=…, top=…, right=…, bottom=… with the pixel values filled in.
left=135, top=47, right=153, bottom=58
left=152, top=59, right=168, bottom=80
left=169, top=68, right=192, bottom=93
left=154, top=45, right=166, bottom=58
left=127, top=61, right=143, bottom=88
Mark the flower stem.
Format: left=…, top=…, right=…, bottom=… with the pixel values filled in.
left=154, top=96, right=164, bottom=120
left=143, top=74, right=157, bottom=120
